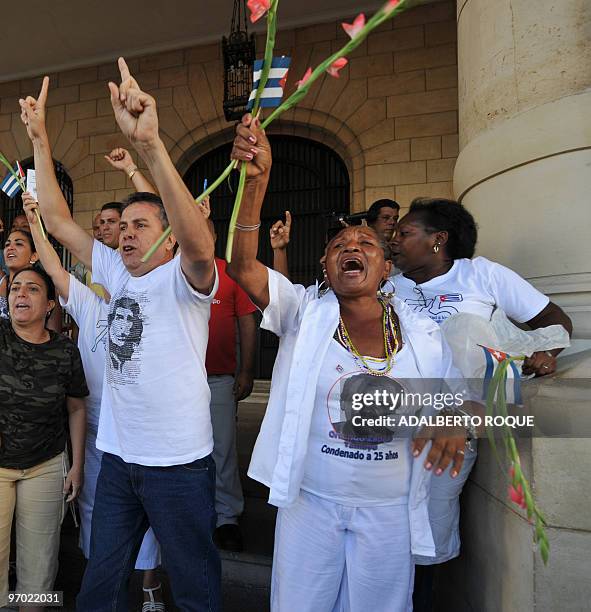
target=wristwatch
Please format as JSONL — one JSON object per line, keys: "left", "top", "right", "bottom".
{"left": 127, "top": 166, "right": 138, "bottom": 180}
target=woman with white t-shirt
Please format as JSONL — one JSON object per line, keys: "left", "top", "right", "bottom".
{"left": 226, "top": 115, "right": 468, "bottom": 612}
{"left": 22, "top": 194, "right": 165, "bottom": 612}
{"left": 390, "top": 197, "right": 572, "bottom": 609}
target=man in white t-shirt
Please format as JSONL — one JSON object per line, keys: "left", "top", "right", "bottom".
{"left": 21, "top": 59, "right": 220, "bottom": 610}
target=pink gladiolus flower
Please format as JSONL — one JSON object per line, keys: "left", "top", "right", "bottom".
{"left": 247, "top": 0, "right": 271, "bottom": 23}
{"left": 384, "top": 0, "right": 401, "bottom": 13}
{"left": 342, "top": 13, "right": 366, "bottom": 39}
{"left": 508, "top": 483, "right": 527, "bottom": 509}
{"left": 326, "top": 58, "right": 348, "bottom": 78}
{"left": 296, "top": 67, "right": 313, "bottom": 89}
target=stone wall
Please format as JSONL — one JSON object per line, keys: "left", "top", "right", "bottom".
{"left": 0, "top": 1, "right": 459, "bottom": 229}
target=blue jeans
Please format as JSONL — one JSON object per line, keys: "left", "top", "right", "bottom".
{"left": 77, "top": 452, "right": 220, "bottom": 612}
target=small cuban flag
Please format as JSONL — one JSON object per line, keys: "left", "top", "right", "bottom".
{"left": 479, "top": 344, "right": 522, "bottom": 405}
{"left": 1, "top": 161, "right": 25, "bottom": 198}
{"left": 247, "top": 56, "right": 291, "bottom": 110}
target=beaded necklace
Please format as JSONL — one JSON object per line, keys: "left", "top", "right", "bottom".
{"left": 335, "top": 300, "right": 399, "bottom": 376}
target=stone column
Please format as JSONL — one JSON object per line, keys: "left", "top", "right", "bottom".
{"left": 440, "top": 2, "right": 591, "bottom": 611}
{"left": 454, "top": 0, "right": 591, "bottom": 350}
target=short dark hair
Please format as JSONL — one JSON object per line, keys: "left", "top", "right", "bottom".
{"left": 407, "top": 198, "right": 478, "bottom": 260}
{"left": 366, "top": 199, "right": 400, "bottom": 224}
{"left": 10, "top": 265, "right": 56, "bottom": 302}
{"left": 101, "top": 202, "right": 122, "bottom": 214}
{"left": 121, "top": 192, "right": 169, "bottom": 231}
{"left": 6, "top": 229, "right": 36, "bottom": 253}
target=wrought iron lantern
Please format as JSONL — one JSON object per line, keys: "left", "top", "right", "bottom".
{"left": 222, "top": 0, "right": 256, "bottom": 121}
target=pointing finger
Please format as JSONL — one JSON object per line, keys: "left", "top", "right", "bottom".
{"left": 38, "top": 76, "right": 49, "bottom": 107}
{"left": 118, "top": 57, "right": 131, "bottom": 83}
{"left": 285, "top": 210, "right": 292, "bottom": 227}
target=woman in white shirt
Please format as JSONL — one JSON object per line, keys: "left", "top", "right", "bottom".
{"left": 226, "top": 116, "right": 467, "bottom": 612}
{"left": 390, "top": 198, "right": 572, "bottom": 608}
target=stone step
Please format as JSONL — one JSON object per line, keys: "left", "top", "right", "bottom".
{"left": 251, "top": 379, "right": 271, "bottom": 395}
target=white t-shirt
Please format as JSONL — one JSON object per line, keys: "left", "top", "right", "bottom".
{"left": 59, "top": 275, "right": 108, "bottom": 430}
{"left": 301, "top": 339, "right": 424, "bottom": 506}
{"left": 393, "top": 257, "right": 549, "bottom": 325}
{"left": 91, "top": 240, "right": 218, "bottom": 466}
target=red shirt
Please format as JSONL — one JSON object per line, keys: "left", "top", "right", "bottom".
{"left": 206, "top": 258, "right": 257, "bottom": 375}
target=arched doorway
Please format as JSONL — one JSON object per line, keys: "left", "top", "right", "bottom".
{"left": 183, "top": 135, "right": 350, "bottom": 377}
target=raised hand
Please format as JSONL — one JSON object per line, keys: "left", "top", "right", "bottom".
{"left": 22, "top": 192, "right": 40, "bottom": 225}
{"left": 108, "top": 57, "right": 159, "bottom": 150}
{"left": 104, "top": 147, "right": 135, "bottom": 172}
{"left": 19, "top": 76, "right": 49, "bottom": 141}
{"left": 270, "top": 211, "right": 292, "bottom": 250}
{"left": 197, "top": 195, "right": 211, "bottom": 219}
{"left": 231, "top": 114, "right": 272, "bottom": 179}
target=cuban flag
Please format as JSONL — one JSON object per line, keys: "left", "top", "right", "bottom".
{"left": 479, "top": 344, "right": 522, "bottom": 405}
{"left": 439, "top": 293, "right": 463, "bottom": 303}
{"left": 1, "top": 161, "right": 25, "bottom": 198}
{"left": 247, "top": 56, "right": 291, "bottom": 110}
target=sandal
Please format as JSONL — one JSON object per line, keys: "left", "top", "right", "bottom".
{"left": 141, "top": 583, "right": 166, "bottom": 612}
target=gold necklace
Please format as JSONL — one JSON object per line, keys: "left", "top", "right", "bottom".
{"left": 337, "top": 301, "right": 399, "bottom": 376}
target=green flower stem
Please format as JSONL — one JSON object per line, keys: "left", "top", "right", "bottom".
{"left": 486, "top": 354, "right": 549, "bottom": 564}
{"left": 261, "top": 1, "right": 408, "bottom": 129}
{"left": 252, "top": 0, "right": 279, "bottom": 116}
{"left": 145, "top": 1, "right": 409, "bottom": 263}
{"left": 140, "top": 159, "right": 237, "bottom": 263}
{"left": 225, "top": 163, "right": 249, "bottom": 262}
{"left": 225, "top": 0, "right": 279, "bottom": 262}
{"left": 0, "top": 152, "right": 47, "bottom": 240}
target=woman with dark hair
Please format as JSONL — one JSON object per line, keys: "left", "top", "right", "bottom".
{"left": 0, "top": 228, "right": 62, "bottom": 331}
{"left": 0, "top": 230, "right": 38, "bottom": 319}
{"left": 226, "top": 115, "right": 468, "bottom": 611}
{"left": 0, "top": 266, "right": 87, "bottom": 612}
{"left": 390, "top": 197, "right": 572, "bottom": 608}
{"left": 391, "top": 198, "right": 572, "bottom": 375}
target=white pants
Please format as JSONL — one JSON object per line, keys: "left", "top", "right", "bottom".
{"left": 271, "top": 490, "right": 413, "bottom": 612}
{"left": 78, "top": 427, "right": 160, "bottom": 569}
{"left": 208, "top": 375, "right": 244, "bottom": 527}
{"left": 413, "top": 443, "right": 478, "bottom": 565}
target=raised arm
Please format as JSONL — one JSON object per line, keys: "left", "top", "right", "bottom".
{"left": 22, "top": 192, "right": 71, "bottom": 301}
{"left": 104, "top": 147, "right": 157, "bottom": 194}
{"left": 109, "top": 58, "right": 215, "bottom": 293}
{"left": 270, "top": 211, "right": 291, "bottom": 279}
{"left": 19, "top": 78, "right": 93, "bottom": 268}
{"left": 225, "top": 115, "right": 273, "bottom": 310}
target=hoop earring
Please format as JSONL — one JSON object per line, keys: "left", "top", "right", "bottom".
{"left": 316, "top": 278, "right": 330, "bottom": 298}
{"left": 378, "top": 278, "right": 395, "bottom": 301}
{"left": 433, "top": 243, "right": 440, "bottom": 254}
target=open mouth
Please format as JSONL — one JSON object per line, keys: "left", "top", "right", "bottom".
{"left": 122, "top": 245, "right": 136, "bottom": 254}
{"left": 15, "top": 303, "right": 30, "bottom": 310}
{"left": 340, "top": 256, "right": 365, "bottom": 275}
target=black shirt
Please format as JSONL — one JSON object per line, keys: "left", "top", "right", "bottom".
{"left": 0, "top": 320, "right": 88, "bottom": 469}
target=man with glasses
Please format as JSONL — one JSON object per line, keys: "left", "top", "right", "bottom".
{"left": 366, "top": 199, "right": 400, "bottom": 243}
